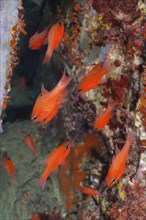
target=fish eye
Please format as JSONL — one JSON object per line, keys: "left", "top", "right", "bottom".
{"left": 94, "top": 128, "right": 98, "bottom": 132}
{"left": 43, "top": 118, "right": 46, "bottom": 122}
{"left": 32, "top": 116, "right": 38, "bottom": 121}
{"left": 100, "top": 62, "right": 103, "bottom": 68}
{"left": 65, "top": 144, "right": 69, "bottom": 150}
{"left": 111, "top": 177, "right": 116, "bottom": 183}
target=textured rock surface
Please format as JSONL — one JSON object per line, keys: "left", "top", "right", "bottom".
{"left": 0, "top": 121, "right": 65, "bottom": 220}
{"left": 0, "top": 0, "right": 25, "bottom": 132}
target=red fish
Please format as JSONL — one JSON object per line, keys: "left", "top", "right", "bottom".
{"left": 3, "top": 158, "right": 15, "bottom": 177}
{"left": 80, "top": 185, "right": 101, "bottom": 197}
{"left": 31, "top": 214, "right": 41, "bottom": 220}
{"left": 29, "top": 26, "right": 49, "bottom": 50}
{"left": 19, "top": 76, "right": 26, "bottom": 89}
{"left": 37, "top": 142, "right": 71, "bottom": 189}
{"left": 106, "top": 132, "right": 135, "bottom": 187}
{"left": 43, "top": 21, "right": 64, "bottom": 65}
{"left": 94, "top": 97, "right": 117, "bottom": 131}
{"left": 31, "top": 71, "right": 72, "bottom": 124}
{"left": 78, "top": 61, "right": 113, "bottom": 93}
{"left": 23, "top": 135, "right": 35, "bottom": 156}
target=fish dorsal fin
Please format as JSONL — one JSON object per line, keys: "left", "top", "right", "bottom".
{"left": 58, "top": 89, "right": 68, "bottom": 105}
{"left": 111, "top": 145, "right": 120, "bottom": 164}
{"left": 41, "top": 84, "right": 48, "bottom": 95}
{"left": 115, "top": 144, "right": 120, "bottom": 155}
{"left": 43, "top": 36, "right": 48, "bottom": 45}
{"left": 40, "top": 153, "right": 52, "bottom": 166}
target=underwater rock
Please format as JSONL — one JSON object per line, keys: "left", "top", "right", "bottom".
{"left": 0, "top": 0, "right": 25, "bottom": 132}
{"left": 0, "top": 121, "right": 65, "bottom": 220}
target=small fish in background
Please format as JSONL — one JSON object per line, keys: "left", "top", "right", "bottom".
{"left": 23, "top": 135, "right": 35, "bottom": 156}
{"left": 43, "top": 21, "right": 64, "bottom": 65}
{"left": 37, "top": 142, "right": 71, "bottom": 189}
{"left": 31, "top": 70, "right": 72, "bottom": 124}
{"left": 94, "top": 97, "right": 118, "bottom": 131}
{"left": 31, "top": 214, "right": 41, "bottom": 220}
{"left": 106, "top": 132, "right": 135, "bottom": 187}
{"left": 78, "top": 61, "right": 114, "bottom": 93}
{"left": 29, "top": 26, "right": 50, "bottom": 50}
{"left": 18, "top": 76, "right": 26, "bottom": 89}
{"left": 80, "top": 185, "right": 101, "bottom": 197}
{"left": 2, "top": 153, "right": 15, "bottom": 178}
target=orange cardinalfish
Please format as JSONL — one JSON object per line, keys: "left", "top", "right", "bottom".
{"left": 37, "top": 142, "right": 71, "bottom": 189}
{"left": 31, "top": 71, "right": 72, "bottom": 124}
{"left": 94, "top": 97, "right": 117, "bottom": 131}
{"left": 106, "top": 132, "right": 135, "bottom": 187}
{"left": 23, "top": 135, "right": 35, "bottom": 156}
{"left": 43, "top": 21, "right": 64, "bottom": 65}
{"left": 29, "top": 26, "right": 50, "bottom": 50}
{"left": 80, "top": 185, "right": 101, "bottom": 197}
{"left": 78, "top": 61, "right": 114, "bottom": 93}
{"left": 31, "top": 214, "right": 41, "bottom": 220}
{"left": 3, "top": 157, "right": 15, "bottom": 177}
{"left": 18, "top": 76, "right": 26, "bottom": 89}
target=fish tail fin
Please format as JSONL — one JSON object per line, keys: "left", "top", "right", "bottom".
{"left": 59, "top": 69, "right": 72, "bottom": 89}
{"left": 108, "top": 97, "right": 118, "bottom": 109}
{"left": 127, "top": 132, "right": 135, "bottom": 144}
{"left": 29, "top": 31, "right": 39, "bottom": 49}
{"left": 43, "top": 50, "right": 52, "bottom": 65}
{"left": 37, "top": 177, "right": 46, "bottom": 190}
{"left": 39, "top": 159, "right": 48, "bottom": 165}
{"left": 58, "top": 89, "right": 69, "bottom": 105}
{"left": 95, "top": 190, "right": 102, "bottom": 196}
{"left": 32, "top": 150, "right": 35, "bottom": 157}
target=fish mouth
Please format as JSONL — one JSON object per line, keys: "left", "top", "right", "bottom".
{"left": 40, "top": 118, "right": 47, "bottom": 124}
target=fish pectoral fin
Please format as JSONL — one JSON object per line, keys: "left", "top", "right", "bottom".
{"left": 58, "top": 90, "right": 69, "bottom": 105}
{"left": 99, "top": 77, "right": 107, "bottom": 84}
{"left": 55, "top": 45, "right": 59, "bottom": 51}
{"left": 39, "top": 158, "right": 48, "bottom": 165}
{"left": 53, "top": 167, "right": 58, "bottom": 175}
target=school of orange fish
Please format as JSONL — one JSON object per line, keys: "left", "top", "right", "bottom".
{"left": 3, "top": 21, "right": 136, "bottom": 219}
